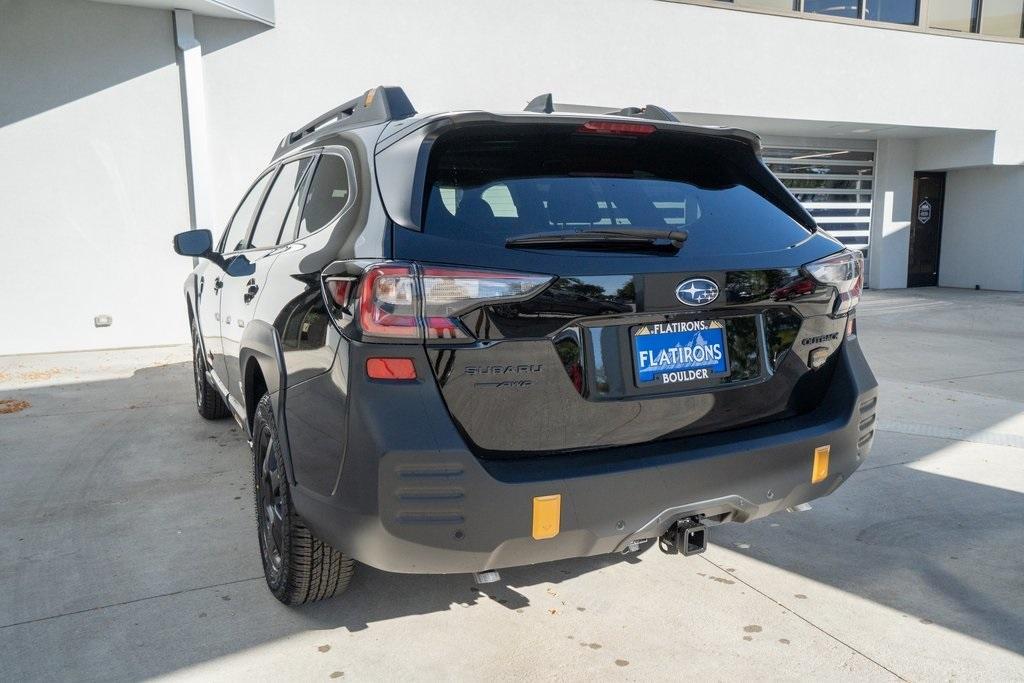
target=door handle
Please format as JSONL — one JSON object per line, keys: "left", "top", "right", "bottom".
{"left": 244, "top": 282, "right": 259, "bottom": 304}
{"left": 214, "top": 277, "right": 224, "bottom": 291}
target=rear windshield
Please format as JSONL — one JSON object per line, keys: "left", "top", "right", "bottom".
{"left": 422, "top": 125, "right": 812, "bottom": 254}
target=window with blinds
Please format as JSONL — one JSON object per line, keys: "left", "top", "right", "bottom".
{"left": 763, "top": 146, "right": 874, "bottom": 251}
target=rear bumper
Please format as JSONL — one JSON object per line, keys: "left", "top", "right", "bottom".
{"left": 292, "top": 338, "right": 877, "bottom": 574}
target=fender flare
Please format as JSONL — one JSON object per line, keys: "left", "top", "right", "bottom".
{"left": 184, "top": 273, "right": 208, "bottom": 365}
{"left": 239, "top": 319, "right": 298, "bottom": 485}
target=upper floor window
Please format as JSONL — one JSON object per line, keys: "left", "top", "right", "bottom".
{"left": 733, "top": 0, "right": 798, "bottom": 11}
{"left": 802, "top": 0, "right": 919, "bottom": 23}
{"left": 803, "top": 0, "right": 860, "bottom": 19}
{"left": 715, "top": 0, "right": 1022, "bottom": 36}
{"left": 865, "top": 0, "right": 919, "bottom": 23}
{"left": 978, "top": 0, "right": 1023, "bottom": 36}
{"left": 929, "top": 0, "right": 977, "bottom": 31}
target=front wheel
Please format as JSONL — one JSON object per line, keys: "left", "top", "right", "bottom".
{"left": 191, "top": 318, "right": 229, "bottom": 420}
{"left": 252, "top": 393, "right": 355, "bottom": 604}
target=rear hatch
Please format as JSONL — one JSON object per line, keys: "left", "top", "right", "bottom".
{"left": 378, "top": 116, "right": 851, "bottom": 456}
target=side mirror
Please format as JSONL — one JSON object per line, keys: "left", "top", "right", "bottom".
{"left": 173, "top": 229, "right": 213, "bottom": 257}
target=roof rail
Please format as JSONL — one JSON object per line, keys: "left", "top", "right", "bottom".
{"left": 275, "top": 85, "right": 416, "bottom": 156}
{"left": 524, "top": 93, "right": 681, "bottom": 123}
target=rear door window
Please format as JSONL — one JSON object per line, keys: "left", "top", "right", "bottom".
{"left": 221, "top": 171, "right": 273, "bottom": 253}
{"left": 249, "top": 157, "right": 314, "bottom": 249}
{"left": 298, "top": 154, "right": 351, "bottom": 236}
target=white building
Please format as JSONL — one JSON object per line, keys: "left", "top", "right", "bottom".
{"left": 2, "top": 0, "right": 1022, "bottom": 355}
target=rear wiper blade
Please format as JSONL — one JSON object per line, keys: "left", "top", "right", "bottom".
{"left": 506, "top": 228, "right": 688, "bottom": 252}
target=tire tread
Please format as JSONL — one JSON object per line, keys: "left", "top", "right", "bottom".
{"left": 252, "top": 393, "right": 354, "bottom": 605}
{"left": 191, "top": 319, "right": 229, "bottom": 420}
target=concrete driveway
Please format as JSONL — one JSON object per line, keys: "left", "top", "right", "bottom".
{"left": 1, "top": 288, "right": 1023, "bottom": 681}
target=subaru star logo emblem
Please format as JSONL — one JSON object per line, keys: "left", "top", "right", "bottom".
{"left": 675, "top": 278, "right": 719, "bottom": 306}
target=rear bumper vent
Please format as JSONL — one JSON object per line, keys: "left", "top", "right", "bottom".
{"left": 857, "top": 397, "right": 877, "bottom": 456}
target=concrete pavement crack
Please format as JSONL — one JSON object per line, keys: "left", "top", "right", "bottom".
{"left": 698, "top": 554, "right": 908, "bottom": 681}
{"left": 875, "top": 423, "right": 1024, "bottom": 450}
{"left": 922, "top": 367, "right": 1024, "bottom": 384}
{"left": 0, "top": 576, "right": 264, "bottom": 631}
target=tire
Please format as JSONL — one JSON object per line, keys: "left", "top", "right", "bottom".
{"left": 191, "top": 318, "right": 230, "bottom": 420}
{"left": 252, "top": 393, "right": 355, "bottom": 604}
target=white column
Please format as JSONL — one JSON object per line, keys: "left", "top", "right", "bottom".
{"left": 868, "top": 139, "right": 915, "bottom": 289}
{"left": 173, "top": 10, "right": 215, "bottom": 233}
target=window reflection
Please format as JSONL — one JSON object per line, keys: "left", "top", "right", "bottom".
{"left": 734, "top": 0, "right": 798, "bottom": 10}
{"left": 712, "top": 0, "right": 1019, "bottom": 39}
{"left": 929, "top": 0, "right": 979, "bottom": 31}
{"left": 980, "top": 0, "right": 1024, "bottom": 36}
{"left": 865, "top": 0, "right": 919, "bottom": 24}
{"left": 803, "top": 0, "right": 859, "bottom": 18}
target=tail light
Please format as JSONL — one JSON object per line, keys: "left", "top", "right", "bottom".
{"left": 804, "top": 250, "right": 863, "bottom": 316}
{"left": 335, "top": 263, "right": 554, "bottom": 342}
{"left": 358, "top": 265, "right": 420, "bottom": 338}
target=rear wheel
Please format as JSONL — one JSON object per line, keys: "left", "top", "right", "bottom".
{"left": 191, "top": 318, "right": 229, "bottom": 420}
{"left": 252, "top": 393, "right": 355, "bottom": 604}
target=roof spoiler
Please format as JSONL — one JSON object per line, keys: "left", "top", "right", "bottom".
{"left": 275, "top": 85, "right": 416, "bottom": 157}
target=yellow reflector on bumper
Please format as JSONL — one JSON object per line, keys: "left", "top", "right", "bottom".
{"left": 812, "top": 445, "right": 830, "bottom": 484}
{"left": 532, "top": 494, "right": 561, "bottom": 540}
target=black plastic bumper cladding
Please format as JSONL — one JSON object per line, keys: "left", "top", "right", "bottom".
{"left": 290, "top": 338, "right": 877, "bottom": 574}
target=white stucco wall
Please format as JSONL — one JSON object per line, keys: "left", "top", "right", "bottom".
{"left": 1, "top": 0, "right": 1023, "bottom": 354}
{"left": 194, "top": 0, "right": 1024, "bottom": 222}
{"left": 0, "top": 0, "right": 193, "bottom": 355}
{"left": 939, "top": 167, "right": 1024, "bottom": 291}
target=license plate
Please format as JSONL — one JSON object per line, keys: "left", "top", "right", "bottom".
{"left": 633, "top": 320, "right": 730, "bottom": 386}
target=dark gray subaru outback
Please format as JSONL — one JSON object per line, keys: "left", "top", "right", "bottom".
{"left": 174, "top": 86, "right": 876, "bottom": 605}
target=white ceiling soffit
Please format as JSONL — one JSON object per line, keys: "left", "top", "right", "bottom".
{"left": 89, "top": 0, "right": 274, "bottom": 25}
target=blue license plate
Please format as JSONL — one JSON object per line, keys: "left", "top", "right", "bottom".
{"left": 633, "top": 320, "right": 730, "bottom": 386}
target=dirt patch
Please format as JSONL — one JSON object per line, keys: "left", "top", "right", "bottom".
{"left": 18, "top": 368, "right": 63, "bottom": 381}
{"left": 0, "top": 399, "right": 30, "bottom": 415}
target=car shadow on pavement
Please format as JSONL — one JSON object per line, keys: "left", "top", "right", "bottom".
{"left": 297, "top": 550, "right": 648, "bottom": 632}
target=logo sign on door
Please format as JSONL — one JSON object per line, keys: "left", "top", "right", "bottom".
{"left": 917, "top": 199, "right": 932, "bottom": 225}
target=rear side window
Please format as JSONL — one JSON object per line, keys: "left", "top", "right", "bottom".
{"left": 221, "top": 171, "right": 273, "bottom": 253}
{"left": 298, "top": 154, "right": 351, "bottom": 236}
{"left": 421, "top": 126, "right": 812, "bottom": 255}
{"left": 249, "top": 157, "right": 314, "bottom": 249}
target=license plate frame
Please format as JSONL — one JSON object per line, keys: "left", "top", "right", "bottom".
{"left": 631, "top": 320, "right": 731, "bottom": 387}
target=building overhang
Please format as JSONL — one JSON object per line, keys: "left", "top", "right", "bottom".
{"left": 87, "top": 0, "right": 274, "bottom": 25}
{"left": 562, "top": 103, "right": 1005, "bottom": 168}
